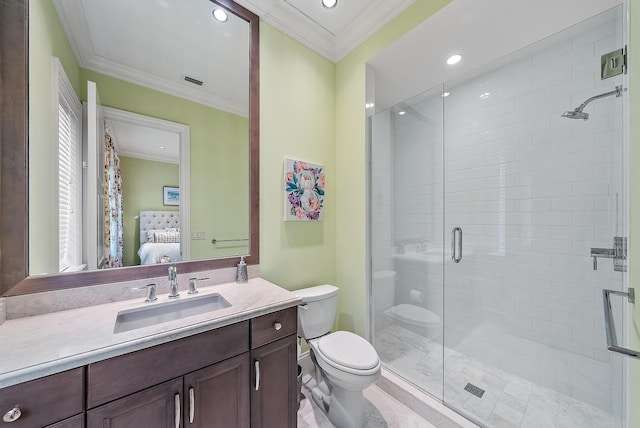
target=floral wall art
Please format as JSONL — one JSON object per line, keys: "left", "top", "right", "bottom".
{"left": 284, "top": 158, "right": 325, "bottom": 221}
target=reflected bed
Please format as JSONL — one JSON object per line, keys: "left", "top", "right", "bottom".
{"left": 137, "top": 211, "right": 180, "bottom": 265}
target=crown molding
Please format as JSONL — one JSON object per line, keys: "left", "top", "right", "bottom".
{"left": 83, "top": 56, "right": 248, "bottom": 117}
{"left": 236, "top": 0, "right": 335, "bottom": 60}
{"left": 334, "top": 0, "right": 415, "bottom": 62}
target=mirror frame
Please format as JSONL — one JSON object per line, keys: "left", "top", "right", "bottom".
{"left": 0, "top": 0, "right": 259, "bottom": 296}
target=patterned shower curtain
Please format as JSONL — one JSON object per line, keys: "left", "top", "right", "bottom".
{"left": 103, "top": 133, "right": 124, "bottom": 268}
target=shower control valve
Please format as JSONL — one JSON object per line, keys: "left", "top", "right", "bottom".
{"left": 590, "top": 237, "right": 627, "bottom": 272}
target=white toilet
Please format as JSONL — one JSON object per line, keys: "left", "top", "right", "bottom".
{"left": 373, "top": 270, "right": 442, "bottom": 339}
{"left": 294, "top": 284, "right": 380, "bottom": 428}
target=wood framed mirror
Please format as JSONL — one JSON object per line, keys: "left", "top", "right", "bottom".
{"left": 0, "top": 0, "right": 259, "bottom": 296}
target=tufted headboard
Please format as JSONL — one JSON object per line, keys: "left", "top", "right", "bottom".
{"left": 139, "top": 211, "right": 180, "bottom": 243}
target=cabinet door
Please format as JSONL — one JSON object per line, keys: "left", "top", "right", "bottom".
{"left": 87, "top": 378, "right": 182, "bottom": 428}
{"left": 46, "top": 414, "right": 84, "bottom": 428}
{"left": 184, "top": 353, "right": 250, "bottom": 428}
{"left": 251, "top": 334, "right": 297, "bottom": 428}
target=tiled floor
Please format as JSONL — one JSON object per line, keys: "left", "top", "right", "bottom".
{"left": 297, "top": 374, "right": 439, "bottom": 428}
{"left": 375, "top": 324, "right": 616, "bottom": 428}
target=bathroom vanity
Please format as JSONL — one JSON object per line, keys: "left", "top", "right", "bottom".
{"left": 0, "top": 279, "right": 300, "bottom": 428}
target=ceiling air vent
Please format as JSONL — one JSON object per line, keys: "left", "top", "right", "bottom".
{"left": 183, "top": 75, "right": 204, "bottom": 86}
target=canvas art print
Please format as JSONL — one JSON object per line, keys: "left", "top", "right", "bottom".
{"left": 284, "top": 158, "right": 325, "bottom": 221}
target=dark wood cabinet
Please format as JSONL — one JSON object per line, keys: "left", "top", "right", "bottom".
{"left": 87, "top": 378, "right": 182, "bottom": 428}
{"left": 184, "top": 353, "right": 250, "bottom": 428}
{"left": 250, "top": 307, "right": 298, "bottom": 428}
{"left": 0, "top": 368, "right": 83, "bottom": 428}
{"left": 251, "top": 334, "right": 298, "bottom": 428}
{"left": 1, "top": 306, "right": 298, "bottom": 428}
{"left": 87, "top": 321, "right": 249, "bottom": 409}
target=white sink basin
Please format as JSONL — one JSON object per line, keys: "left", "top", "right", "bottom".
{"left": 114, "top": 293, "right": 231, "bottom": 333}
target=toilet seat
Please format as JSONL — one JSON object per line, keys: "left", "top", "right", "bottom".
{"left": 310, "top": 331, "right": 380, "bottom": 376}
{"left": 386, "top": 304, "right": 440, "bottom": 327}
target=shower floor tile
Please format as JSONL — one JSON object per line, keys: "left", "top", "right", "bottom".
{"left": 375, "top": 324, "right": 616, "bottom": 428}
{"left": 297, "top": 374, "right": 439, "bottom": 428}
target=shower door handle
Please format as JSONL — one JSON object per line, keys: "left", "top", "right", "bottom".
{"left": 602, "top": 288, "right": 640, "bottom": 359}
{"left": 451, "top": 227, "right": 462, "bottom": 263}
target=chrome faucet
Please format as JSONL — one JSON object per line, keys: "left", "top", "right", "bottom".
{"left": 168, "top": 263, "right": 179, "bottom": 298}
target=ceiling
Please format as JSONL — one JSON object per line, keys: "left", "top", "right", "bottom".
{"left": 368, "top": 0, "right": 622, "bottom": 110}
{"left": 53, "top": 0, "right": 414, "bottom": 159}
{"left": 54, "top": 0, "right": 250, "bottom": 117}
{"left": 106, "top": 119, "right": 180, "bottom": 164}
{"left": 54, "top": 0, "right": 414, "bottom": 121}
{"left": 235, "top": 0, "right": 415, "bottom": 61}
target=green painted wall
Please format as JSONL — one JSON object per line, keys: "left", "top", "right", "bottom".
{"left": 28, "top": 0, "right": 81, "bottom": 274}
{"left": 79, "top": 70, "right": 250, "bottom": 262}
{"left": 628, "top": 1, "right": 639, "bottom": 426}
{"left": 334, "top": 0, "right": 451, "bottom": 334}
{"left": 258, "top": 23, "right": 337, "bottom": 289}
{"left": 119, "top": 156, "right": 179, "bottom": 266}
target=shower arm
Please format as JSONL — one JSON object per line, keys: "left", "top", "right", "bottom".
{"left": 575, "top": 85, "right": 623, "bottom": 112}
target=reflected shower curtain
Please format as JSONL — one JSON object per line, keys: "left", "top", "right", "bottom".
{"left": 103, "top": 133, "right": 123, "bottom": 268}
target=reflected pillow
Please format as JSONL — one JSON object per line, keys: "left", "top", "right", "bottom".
{"left": 147, "top": 230, "right": 180, "bottom": 243}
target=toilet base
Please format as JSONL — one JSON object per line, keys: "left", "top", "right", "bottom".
{"left": 311, "top": 382, "right": 366, "bottom": 428}
{"left": 308, "top": 348, "right": 371, "bottom": 428}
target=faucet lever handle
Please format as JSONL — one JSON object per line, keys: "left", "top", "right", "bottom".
{"left": 188, "top": 277, "right": 209, "bottom": 294}
{"left": 131, "top": 283, "right": 157, "bottom": 302}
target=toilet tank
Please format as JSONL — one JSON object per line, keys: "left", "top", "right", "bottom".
{"left": 293, "top": 285, "right": 339, "bottom": 339}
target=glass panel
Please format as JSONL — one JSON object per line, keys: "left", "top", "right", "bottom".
{"left": 442, "top": 6, "right": 624, "bottom": 427}
{"left": 370, "top": 86, "right": 445, "bottom": 399}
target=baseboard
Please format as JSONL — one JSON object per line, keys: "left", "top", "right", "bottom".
{"left": 297, "top": 350, "right": 314, "bottom": 376}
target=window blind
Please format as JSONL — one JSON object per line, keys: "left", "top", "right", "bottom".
{"left": 58, "top": 101, "right": 80, "bottom": 272}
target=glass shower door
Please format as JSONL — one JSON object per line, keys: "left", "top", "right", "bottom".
{"left": 441, "top": 6, "right": 625, "bottom": 427}
{"left": 370, "top": 85, "right": 445, "bottom": 399}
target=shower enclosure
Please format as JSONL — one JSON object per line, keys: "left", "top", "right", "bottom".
{"left": 369, "top": 6, "right": 626, "bottom": 428}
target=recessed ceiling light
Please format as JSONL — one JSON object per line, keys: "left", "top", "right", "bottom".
{"left": 442, "top": 92, "right": 451, "bottom": 98}
{"left": 159, "top": 146, "right": 166, "bottom": 150}
{"left": 322, "top": 0, "right": 338, "bottom": 10}
{"left": 212, "top": 8, "right": 228, "bottom": 22}
{"left": 398, "top": 111, "right": 406, "bottom": 116}
{"left": 480, "top": 92, "right": 491, "bottom": 99}
{"left": 446, "top": 54, "right": 462, "bottom": 65}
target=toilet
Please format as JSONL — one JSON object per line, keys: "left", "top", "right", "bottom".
{"left": 373, "top": 270, "right": 442, "bottom": 339}
{"left": 294, "top": 284, "right": 380, "bottom": 428}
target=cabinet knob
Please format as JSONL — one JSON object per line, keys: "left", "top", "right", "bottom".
{"left": 273, "top": 322, "right": 282, "bottom": 331}
{"left": 3, "top": 406, "right": 21, "bottom": 423}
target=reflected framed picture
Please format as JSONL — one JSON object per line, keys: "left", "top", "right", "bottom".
{"left": 163, "top": 186, "right": 180, "bottom": 206}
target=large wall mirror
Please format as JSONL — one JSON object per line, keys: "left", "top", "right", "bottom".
{"left": 0, "top": 0, "right": 259, "bottom": 296}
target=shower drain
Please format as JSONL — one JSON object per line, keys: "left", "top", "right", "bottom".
{"left": 464, "top": 383, "right": 485, "bottom": 398}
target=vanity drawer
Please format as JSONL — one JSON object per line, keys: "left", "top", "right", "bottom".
{"left": 0, "top": 368, "right": 84, "bottom": 428}
{"left": 251, "top": 307, "right": 297, "bottom": 349}
{"left": 87, "top": 320, "right": 249, "bottom": 408}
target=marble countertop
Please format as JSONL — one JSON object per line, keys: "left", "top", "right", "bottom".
{"left": 0, "top": 278, "right": 301, "bottom": 388}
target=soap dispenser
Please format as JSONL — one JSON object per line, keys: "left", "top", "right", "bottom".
{"left": 236, "top": 256, "right": 248, "bottom": 283}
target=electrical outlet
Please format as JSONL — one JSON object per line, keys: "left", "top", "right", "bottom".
{"left": 191, "top": 231, "right": 206, "bottom": 240}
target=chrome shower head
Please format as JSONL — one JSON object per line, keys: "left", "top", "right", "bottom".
{"left": 561, "top": 85, "right": 623, "bottom": 121}
{"left": 561, "top": 109, "right": 589, "bottom": 120}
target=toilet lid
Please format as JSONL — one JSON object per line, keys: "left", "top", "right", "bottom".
{"left": 388, "top": 304, "right": 440, "bottom": 325}
{"left": 318, "top": 331, "right": 379, "bottom": 370}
